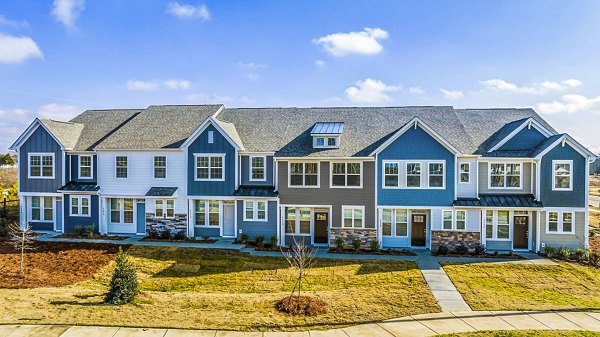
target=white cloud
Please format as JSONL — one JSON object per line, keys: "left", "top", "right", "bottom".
{"left": 440, "top": 88, "right": 464, "bottom": 100}
{"left": 315, "top": 60, "right": 325, "bottom": 67}
{"left": 0, "top": 15, "right": 29, "bottom": 29}
{"left": 313, "top": 27, "right": 389, "bottom": 57}
{"left": 164, "top": 79, "right": 190, "bottom": 90}
{"left": 52, "top": 0, "right": 85, "bottom": 28}
{"left": 246, "top": 73, "right": 259, "bottom": 81}
{"left": 237, "top": 62, "right": 267, "bottom": 69}
{"left": 535, "top": 94, "right": 600, "bottom": 115}
{"left": 126, "top": 80, "right": 159, "bottom": 91}
{"left": 36, "top": 103, "right": 80, "bottom": 120}
{"left": 166, "top": 2, "right": 210, "bottom": 20}
{"left": 409, "top": 86, "right": 425, "bottom": 95}
{"left": 345, "top": 78, "right": 400, "bottom": 103}
{"left": 480, "top": 78, "right": 582, "bottom": 95}
{"left": 0, "top": 33, "right": 43, "bottom": 64}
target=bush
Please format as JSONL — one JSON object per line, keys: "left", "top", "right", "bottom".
{"left": 455, "top": 244, "right": 468, "bottom": 255}
{"left": 85, "top": 223, "right": 95, "bottom": 236}
{"left": 590, "top": 252, "right": 600, "bottom": 266}
{"left": 474, "top": 244, "right": 486, "bottom": 255}
{"left": 559, "top": 247, "right": 571, "bottom": 260}
{"left": 275, "top": 296, "right": 327, "bottom": 316}
{"left": 0, "top": 217, "right": 8, "bottom": 237}
{"left": 574, "top": 248, "right": 587, "bottom": 262}
{"left": 334, "top": 237, "right": 345, "bottom": 251}
{"left": 369, "top": 239, "right": 380, "bottom": 252}
{"left": 240, "top": 232, "right": 249, "bottom": 243}
{"left": 147, "top": 227, "right": 159, "bottom": 239}
{"left": 173, "top": 230, "right": 187, "bottom": 240}
{"left": 104, "top": 247, "right": 138, "bottom": 305}
{"left": 544, "top": 245, "right": 556, "bottom": 258}
{"left": 74, "top": 224, "right": 85, "bottom": 236}
{"left": 160, "top": 228, "right": 172, "bottom": 240}
{"left": 269, "top": 235, "right": 278, "bottom": 248}
{"left": 255, "top": 235, "right": 265, "bottom": 248}
{"left": 436, "top": 245, "right": 449, "bottom": 255}
{"left": 352, "top": 239, "right": 362, "bottom": 252}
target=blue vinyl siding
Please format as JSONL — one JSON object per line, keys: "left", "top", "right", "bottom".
{"left": 498, "top": 127, "right": 547, "bottom": 151}
{"left": 19, "top": 126, "right": 63, "bottom": 193}
{"left": 187, "top": 124, "right": 237, "bottom": 196}
{"left": 377, "top": 126, "right": 455, "bottom": 206}
{"left": 63, "top": 195, "right": 100, "bottom": 234}
{"left": 486, "top": 240, "right": 512, "bottom": 251}
{"left": 540, "top": 143, "right": 586, "bottom": 207}
{"left": 240, "top": 155, "right": 274, "bottom": 186}
{"left": 194, "top": 227, "right": 220, "bottom": 237}
{"left": 236, "top": 200, "right": 278, "bottom": 239}
{"left": 136, "top": 202, "right": 146, "bottom": 234}
{"left": 68, "top": 154, "right": 97, "bottom": 182}
{"left": 30, "top": 222, "right": 54, "bottom": 231}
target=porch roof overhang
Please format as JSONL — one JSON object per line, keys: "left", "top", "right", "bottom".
{"left": 58, "top": 181, "right": 100, "bottom": 193}
{"left": 233, "top": 185, "right": 279, "bottom": 198}
{"left": 145, "top": 187, "right": 178, "bottom": 197}
{"left": 454, "top": 194, "right": 543, "bottom": 208}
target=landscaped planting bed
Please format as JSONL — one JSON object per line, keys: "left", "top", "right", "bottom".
{"left": 439, "top": 331, "right": 600, "bottom": 337}
{"left": 52, "top": 234, "right": 129, "bottom": 240}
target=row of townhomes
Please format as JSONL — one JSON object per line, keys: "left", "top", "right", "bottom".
{"left": 10, "top": 105, "right": 597, "bottom": 252}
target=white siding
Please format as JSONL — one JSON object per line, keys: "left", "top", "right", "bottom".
{"left": 457, "top": 158, "right": 478, "bottom": 198}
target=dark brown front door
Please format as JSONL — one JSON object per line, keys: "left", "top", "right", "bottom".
{"left": 514, "top": 216, "right": 528, "bottom": 249}
{"left": 314, "top": 212, "right": 328, "bottom": 244}
{"left": 411, "top": 214, "right": 426, "bottom": 247}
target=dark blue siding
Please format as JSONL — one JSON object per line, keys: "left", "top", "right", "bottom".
{"left": 187, "top": 124, "right": 237, "bottom": 196}
{"left": 136, "top": 202, "right": 146, "bottom": 233}
{"left": 540, "top": 143, "right": 586, "bottom": 207}
{"left": 68, "top": 154, "right": 97, "bottom": 182}
{"left": 377, "top": 126, "right": 455, "bottom": 206}
{"left": 236, "top": 200, "right": 278, "bottom": 239}
{"left": 498, "top": 127, "right": 547, "bottom": 151}
{"left": 240, "top": 155, "right": 274, "bottom": 186}
{"left": 194, "top": 227, "right": 220, "bottom": 237}
{"left": 19, "top": 126, "right": 63, "bottom": 193}
{"left": 63, "top": 195, "right": 100, "bottom": 234}
{"left": 31, "top": 222, "right": 54, "bottom": 231}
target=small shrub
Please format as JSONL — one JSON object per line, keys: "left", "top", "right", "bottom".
{"left": 590, "top": 252, "right": 600, "bottom": 266}
{"left": 352, "top": 239, "right": 362, "bottom": 252}
{"left": 202, "top": 236, "right": 211, "bottom": 241}
{"left": 147, "top": 227, "right": 159, "bottom": 239}
{"left": 334, "top": 237, "right": 345, "bottom": 251}
{"left": 493, "top": 251, "right": 499, "bottom": 256}
{"left": 474, "top": 244, "right": 486, "bottom": 255}
{"left": 173, "top": 230, "right": 186, "bottom": 240}
{"left": 574, "top": 248, "right": 587, "bottom": 262}
{"left": 85, "top": 223, "right": 95, "bottom": 236}
{"left": 255, "top": 235, "right": 265, "bottom": 248}
{"left": 544, "top": 245, "right": 556, "bottom": 258}
{"left": 160, "top": 227, "right": 172, "bottom": 240}
{"left": 275, "top": 296, "right": 327, "bottom": 316}
{"left": 74, "top": 224, "right": 85, "bottom": 236}
{"left": 269, "top": 235, "right": 278, "bottom": 248}
{"left": 508, "top": 250, "right": 514, "bottom": 257}
{"left": 240, "top": 232, "right": 249, "bottom": 243}
{"left": 455, "top": 244, "right": 468, "bottom": 255}
{"left": 104, "top": 247, "right": 139, "bottom": 305}
{"left": 559, "top": 247, "right": 571, "bottom": 260}
{"left": 369, "top": 239, "right": 380, "bottom": 252}
{"left": 436, "top": 245, "right": 449, "bottom": 256}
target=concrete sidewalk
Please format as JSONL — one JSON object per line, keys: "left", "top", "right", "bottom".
{"left": 1, "top": 311, "right": 599, "bottom": 336}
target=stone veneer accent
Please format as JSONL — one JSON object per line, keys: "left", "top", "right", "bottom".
{"left": 146, "top": 213, "right": 188, "bottom": 236}
{"left": 431, "top": 230, "right": 481, "bottom": 252}
{"left": 329, "top": 228, "right": 377, "bottom": 248}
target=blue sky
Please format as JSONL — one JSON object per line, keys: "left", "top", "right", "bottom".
{"left": 1, "top": 0, "right": 600, "bottom": 153}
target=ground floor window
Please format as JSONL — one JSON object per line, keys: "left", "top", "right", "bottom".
{"left": 442, "top": 210, "right": 466, "bottom": 231}
{"left": 109, "top": 198, "right": 134, "bottom": 224}
{"left": 342, "top": 206, "right": 364, "bottom": 228}
{"left": 70, "top": 195, "right": 91, "bottom": 217}
{"left": 485, "top": 210, "right": 510, "bottom": 240}
{"left": 381, "top": 209, "right": 408, "bottom": 237}
{"left": 194, "top": 200, "right": 220, "bottom": 227}
{"left": 155, "top": 199, "right": 175, "bottom": 218}
{"left": 244, "top": 200, "right": 267, "bottom": 221}
{"left": 546, "top": 211, "right": 575, "bottom": 234}
{"left": 285, "top": 207, "right": 311, "bottom": 235}
{"left": 30, "top": 196, "right": 54, "bottom": 221}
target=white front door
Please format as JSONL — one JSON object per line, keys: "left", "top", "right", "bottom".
{"left": 222, "top": 204, "right": 235, "bottom": 237}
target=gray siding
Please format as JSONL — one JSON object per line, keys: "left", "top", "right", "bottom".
{"left": 539, "top": 211, "right": 586, "bottom": 250}
{"left": 479, "top": 162, "right": 532, "bottom": 195}
{"left": 278, "top": 161, "right": 376, "bottom": 228}
{"left": 240, "top": 155, "right": 274, "bottom": 186}
{"left": 19, "top": 126, "right": 63, "bottom": 193}
{"left": 194, "top": 227, "right": 220, "bottom": 237}
{"left": 486, "top": 240, "right": 512, "bottom": 251}
{"left": 236, "top": 200, "right": 278, "bottom": 239}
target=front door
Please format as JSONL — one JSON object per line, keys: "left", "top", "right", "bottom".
{"left": 223, "top": 204, "right": 235, "bottom": 237}
{"left": 411, "top": 214, "right": 426, "bottom": 247}
{"left": 314, "top": 212, "right": 328, "bottom": 244}
{"left": 514, "top": 216, "right": 529, "bottom": 249}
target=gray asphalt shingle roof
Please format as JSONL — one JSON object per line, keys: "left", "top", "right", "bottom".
{"left": 69, "top": 109, "right": 143, "bottom": 150}
{"left": 40, "top": 119, "right": 84, "bottom": 150}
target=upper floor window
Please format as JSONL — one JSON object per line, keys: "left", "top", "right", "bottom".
{"left": 459, "top": 163, "right": 470, "bottom": 183}
{"left": 384, "top": 162, "right": 399, "bottom": 187}
{"left": 250, "top": 156, "right": 266, "bottom": 181}
{"left": 70, "top": 195, "right": 90, "bottom": 217}
{"left": 28, "top": 153, "right": 54, "bottom": 179}
{"left": 244, "top": 200, "right": 267, "bottom": 221}
{"left": 428, "top": 162, "right": 444, "bottom": 188}
{"left": 31, "top": 196, "right": 53, "bottom": 221}
{"left": 489, "top": 163, "right": 521, "bottom": 189}
{"left": 208, "top": 131, "right": 214, "bottom": 144}
{"left": 553, "top": 160, "right": 572, "bottom": 191}
{"left": 331, "top": 162, "right": 361, "bottom": 188}
{"left": 155, "top": 199, "right": 174, "bottom": 218}
{"left": 289, "top": 162, "right": 319, "bottom": 187}
{"left": 78, "top": 155, "right": 93, "bottom": 179}
{"left": 547, "top": 211, "right": 574, "bottom": 234}
{"left": 383, "top": 160, "right": 446, "bottom": 189}
{"left": 406, "top": 162, "right": 421, "bottom": 187}
{"left": 195, "top": 154, "right": 225, "bottom": 181}
{"left": 313, "top": 136, "right": 339, "bottom": 148}
{"left": 154, "top": 156, "right": 167, "bottom": 179}
{"left": 342, "top": 206, "right": 364, "bottom": 228}
{"left": 115, "top": 156, "right": 128, "bottom": 178}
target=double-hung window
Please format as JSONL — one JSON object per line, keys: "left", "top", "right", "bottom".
{"left": 250, "top": 156, "right": 266, "bottom": 181}
{"left": 381, "top": 209, "right": 408, "bottom": 236}
{"left": 384, "top": 162, "right": 399, "bottom": 187}
{"left": 289, "top": 162, "right": 319, "bottom": 187}
{"left": 485, "top": 210, "right": 510, "bottom": 240}
{"left": 442, "top": 210, "right": 453, "bottom": 230}
{"left": 459, "top": 163, "right": 470, "bottom": 183}
{"left": 115, "top": 156, "right": 128, "bottom": 178}
{"left": 194, "top": 200, "right": 220, "bottom": 227}
{"left": 342, "top": 206, "right": 364, "bottom": 228}
{"left": 79, "top": 155, "right": 93, "bottom": 179}
{"left": 244, "top": 200, "right": 267, "bottom": 221}
{"left": 331, "top": 162, "right": 361, "bottom": 187}
{"left": 442, "top": 210, "right": 465, "bottom": 230}
{"left": 70, "top": 195, "right": 90, "bottom": 217}
{"left": 406, "top": 162, "right": 421, "bottom": 187}
{"left": 30, "top": 196, "right": 53, "bottom": 221}
{"left": 195, "top": 154, "right": 225, "bottom": 181}
{"left": 155, "top": 199, "right": 174, "bottom": 218}
{"left": 285, "top": 207, "right": 311, "bottom": 235}
{"left": 546, "top": 211, "right": 575, "bottom": 234}
{"left": 490, "top": 163, "right": 521, "bottom": 188}
{"left": 154, "top": 156, "right": 167, "bottom": 179}
{"left": 109, "top": 198, "right": 134, "bottom": 224}
{"left": 29, "top": 153, "right": 54, "bottom": 178}
{"left": 428, "top": 162, "right": 444, "bottom": 188}
{"left": 553, "top": 160, "right": 572, "bottom": 191}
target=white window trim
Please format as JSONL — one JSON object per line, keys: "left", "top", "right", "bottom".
{"left": 380, "top": 208, "right": 409, "bottom": 237}
{"left": 29, "top": 196, "right": 54, "bottom": 222}
{"left": 313, "top": 136, "right": 339, "bottom": 149}
{"left": 329, "top": 161, "right": 363, "bottom": 189}
{"left": 485, "top": 210, "right": 512, "bottom": 241}
{"left": 249, "top": 155, "right": 267, "bottom": 182}
{"left": 194, "top": 200, "right": 221, "bottom": 227}
{"left": 341, "top": 205, "right": 365, "bottom": 228}
{"left": 488, "top": 162, "right": 523, "bottom": 190}
{"left": 69, "top": 195, "right": 91, "bottom": 217}
{"left": 428, "top": 161, "right": 446, "bottom": 188}
{"left": 78, "top": 155, "right": 93, "bottom": 180}
{"left": 109, "top": 198, "right": 135, "bottom": 224}
{"left": 28, "top": 152, "right": 55, "bottom": 179}
{"left": 459, "top": 162, "right": 470, "bottom": 184}
{"left": 288, "top": 161, "right": 320, "bottom": 188}
{"left": 243, "top": 200, "right": 268, "bottom": 222}
{"left": 115, "top": 156, "right": 128, "bottom": 179}
{"left": 552, "top": 160, "right": 573, "bottom": 191}
{"left": 194, "top": 153, "right": 226, "bottom": 181}
{"left": 441, "top": 209, "right": 467, "bottom": 231}
{"left": 382, "top": 161, "right": 400, "bottom": 188}
{"left": 284, "top": 207, "right": 312, "bottom": 236}
{"left": 406, "top": 162, "right": 422, "bottom": 188}
{"left": 153, "top": 156, "right": 167, "bottom": 179}
{"left": 381, "top": 160, "right": 446, "bottom": 190}
{"left": 546, "top": 210, "right": 575, "bottom": 234}
{"left": 154, "top": 199, "right": 175, "bottom": 218}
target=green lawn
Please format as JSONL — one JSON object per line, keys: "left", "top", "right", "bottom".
{"left": 439, "top": 331, "right": 600, "bottom": 337}
{"left": 442, "top": 261, "right": 600, "bottom": 311}
{"left": 0, "top": 246, "right": 438, "bottom": 331}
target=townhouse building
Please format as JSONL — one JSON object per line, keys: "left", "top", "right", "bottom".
{"left": 10, "top": 105, "right": 597, "bottom": 252}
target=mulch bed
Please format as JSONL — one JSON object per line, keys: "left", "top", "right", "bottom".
{"left": 434, "top": 252, "right": 524, "bottom": 259}
{"left": 52, "top": 234, "right": 129, "bottom": 240}
{"left": 139, "top": 237, "right": 217, "bottom": 244}
{"left": 328, "top": 248, "right": 416, "bottom": 256}
{"left": 591, "top": 235, "right": 600, "bottom": 254}
{"left": 0, "top": 241, "right": 128, "bottom": 289}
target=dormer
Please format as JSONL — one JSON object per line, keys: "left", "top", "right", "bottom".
{"left": 311, "top": 122, "right": 344, "bottom": 149}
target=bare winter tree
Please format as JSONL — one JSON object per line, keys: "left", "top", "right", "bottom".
{"left": 9, "top": 222, "right": 35, "bottom": 274}
{"left": 281, "top": 237, "right": 317, "bottom": 307}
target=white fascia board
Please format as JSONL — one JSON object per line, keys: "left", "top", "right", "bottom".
{"left": 534, "top": 134, "right": 597, "bottom": 160}
{"left": 275, "top": 156, "right": 375, "bottom": 161}
{"left": 9, "top": 118, "right": 67, "bottom": 151}
{"left": 488, "top": 118, "right": 554, "bottom": 153}
{"left": 179, "top": 116, "right": 242, "bottom": 150}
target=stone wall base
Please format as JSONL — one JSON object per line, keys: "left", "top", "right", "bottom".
{"left": 431, "top": 230, "right": 481, "bottom": 252}
{"left": 329, "top": 228, "right": 377, "bottom": 248}
{"left": 146, "top": 213, "right": 188, "bottom": 237}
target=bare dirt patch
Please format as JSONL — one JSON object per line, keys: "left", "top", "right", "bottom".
{"left": 0, "top": 241, "right": 127, "bottom": 288}
{"left": 591, "top": 235, "right": 600, "bottom": 254}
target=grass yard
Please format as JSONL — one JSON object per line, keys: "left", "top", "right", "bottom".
{"left": 0, "top": 244, "right": 438, "bottom": 331}
{"left": 439, "top": 331, "right": 600, "bottom": 337}
{"left": 442, "top": 261, "right": 600, "bottom": 312}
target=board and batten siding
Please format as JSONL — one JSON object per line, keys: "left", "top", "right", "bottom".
{"left": 240, "top": 155, "right": 274, "bottom": 186}
{"left": 498, "top": 127, "right": 547, "bottom": 151}
{"left": 539, "top": 210, "right": 586, "bottom": 250}
{"left": 478, "top": 162, "right": 533, "bottom": 195}
{"left": 66, "top": 154, "right": 97, "bottom": 182}
{"left": 63, "top": 194, "right": 100, "bottom": 234}
{"left": 236, "top": 200, "right": 278, "bottom": 239}
{"left": 277, "top": 160, "right": 376, "bottom": 228}
{"left": 19, "top": 126, "right": 63, "bottom": 193}
{"left": 539, "top": 143, "right": 587, "bottom": 207}
{"left": 457, "top": 158, "right": 478, "bottom": 198}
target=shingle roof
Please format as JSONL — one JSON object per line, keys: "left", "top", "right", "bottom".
{"left": 69, "top": 109, "right": 143, "bottom": 150}
{"left": 454, "top": 194, "right": 543, "bottom": 208}
{"left": 40, "top": 119, "right": 84, "bottom": 150}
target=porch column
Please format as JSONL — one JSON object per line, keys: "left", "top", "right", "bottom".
{"left": 99, "top": 197, "right": 107, "bottom": 234}
{"left": 481, "top": 209, "right": 486, "bottom": 246}
{"left": 19, "top": 195, "right": 27, "bottom": 229}
{"left": 187, "top": 199, "right": 194, "bottom": 237}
